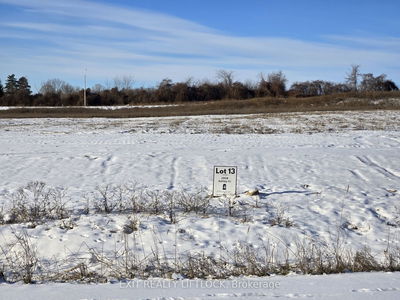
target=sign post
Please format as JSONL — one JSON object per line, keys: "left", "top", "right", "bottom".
{"left": 212, "top": 166, "right": 237, "bottom": 197}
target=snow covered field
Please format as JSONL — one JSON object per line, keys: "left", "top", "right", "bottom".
{"left": 0, "top": 104, "right": 181, "bottom": 110}
{"left": 0, "top": 110, "right": 400, "bottom": 299}
{"left": 1, "top": 272, "right": 400, "bottom": 300}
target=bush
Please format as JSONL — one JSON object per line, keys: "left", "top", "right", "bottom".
{"left": 176, "top": 189, "right": 210, "bottom": 215}
{"left": 0, "top": 229, "right": 39, "bottom": 283}
{"left": 4, "top": 181, "right": 69, "bottom": 224}
{"left": 92, "top": 184, "right": 128, "bottom": 214}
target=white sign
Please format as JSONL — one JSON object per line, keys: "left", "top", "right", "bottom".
{"left": 212, "top": 166, "right": 237, "bottom": 196}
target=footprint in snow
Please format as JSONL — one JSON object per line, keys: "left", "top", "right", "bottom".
{"left": 84, "top": 155, "right": 98, "bottom": 160}
{"left": 94, "top": 238, "right": 106, "bottom": 243}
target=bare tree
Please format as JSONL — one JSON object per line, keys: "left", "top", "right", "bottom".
{"left": 216, "top": 70, "right": 234, "bottom": 98}
{"left": 216, "top": 70, "right": 234, "bottom": 87}
{"left": 345, "top": 64, "right": 361, "bottom": 92}
{"left": 360, "top": 73, "right": 398, "bottom": 91}
{"left": 156, "top": 78, "right": 174, "bottom": 102}
{"left": 39, "top": 79, "right": 64, "bottom": 94}
{"left": 91, "top": 84, "right": 105, "bottom": 93}
{"left": 60, "top": 83, "right": 76, "bottom": 95}
{"left": 267, "top": 71, "right": 287, "bottom": 97}
{"left": 39, "top": 79, "right": 76, "bottom": 95}
{"left": 113, "top": 75, "right": 135, "bottom": 91}
{"left": 256, "top": 71, "right": 287, "bottom": 97}
{"left": 360, "top": 73, "right": 380, "bottom": 91}
{"left": 289, "top": 80, "right": 350, "bottom": 97}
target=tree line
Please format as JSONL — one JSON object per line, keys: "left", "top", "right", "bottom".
{"left": 0, "top": 65, "right": 398, "bottom": 106}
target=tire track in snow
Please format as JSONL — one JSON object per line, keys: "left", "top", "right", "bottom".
{"left": 348, "top": 169, "right": 369, "bottom": 183}
{"left": 355, "top": 155, "right": 400, "bottom": 181}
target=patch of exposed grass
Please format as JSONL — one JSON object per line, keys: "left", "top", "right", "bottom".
{"left": 0, "top": 91, "right": 399, "bottom": 118}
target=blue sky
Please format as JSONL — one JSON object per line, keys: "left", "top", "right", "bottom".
{"left": 0, "top": 0, "right": 399, "bottom": 91}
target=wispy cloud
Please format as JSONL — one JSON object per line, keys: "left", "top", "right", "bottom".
{"left": 0, "top": 0, "right": 399, "bottom": 89}
{"left": 326, "top": 35, "right": 400, "bottom": 49}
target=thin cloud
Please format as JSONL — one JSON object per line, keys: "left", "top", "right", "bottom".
{"left": 325, "top": 34, "right": 400, "bottom": 50}
{"left": 0, "top": 0, "right": 399, "bottom": 87}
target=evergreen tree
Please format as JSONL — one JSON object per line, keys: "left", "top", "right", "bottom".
{"left": 0, "top": 79, "right": 4, "bottom": 97}
{"left": 17, "top": 76, "right": 31, "bottom": 96}
{"left": 15, "top": 76, "right": 32, "bottom": 105}
{"left": 5, "top": 74, "right": 18, "bottom": 95}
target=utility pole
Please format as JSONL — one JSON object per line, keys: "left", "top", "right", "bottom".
{"left": 83, "top": 68, "right": 87, "bottom": 106}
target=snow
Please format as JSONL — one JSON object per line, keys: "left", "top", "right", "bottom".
{"left": 1, "top": 272, "right": 400, "bottom": 299}
{"left": 1, "top": 110, "right": 399, "bottom": 134}
{"left": 0, "top": 110, "right": 400, "bottom": 299}
{"left": 0, "top": 104, "right": 180, "bottom": 110}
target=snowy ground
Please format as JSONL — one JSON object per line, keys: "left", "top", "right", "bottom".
{"left": 0, "top": 110, "right": 400, "bottom": 299}
{"left": 1, "top": 272, "right": 400, "bottom": 300}
{"left": 0, "top": 104, "right": 181, "bottom": 110}
{"left": 1, "top": 110, "right": 399, "bottom": 134}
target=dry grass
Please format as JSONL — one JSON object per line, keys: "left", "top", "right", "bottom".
{"left": 2, "top": 182, "right": 400, "bottom": 282}
{"left": 0, "top": 91, "right": 399, "bottom": 118}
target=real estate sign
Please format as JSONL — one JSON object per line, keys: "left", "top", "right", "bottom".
{"left": 212, "top": 166, "right": 237, "bottom": 196}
